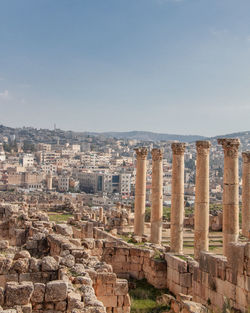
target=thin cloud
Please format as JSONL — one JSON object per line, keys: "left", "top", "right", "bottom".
{"left": 0, "top": 90, "right": 10, "bottom": 100}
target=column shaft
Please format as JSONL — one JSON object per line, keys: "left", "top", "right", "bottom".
{"left": 218, "top": 138, "right": 240, "bottom": 257}
{"left": 170, "top": 143, "right": 186, "bottom": 253}
{"left": 194, "top": 141, "right": 211, "bottom": 259}
{"left": 242, "top": 152, "right": 250, "bottom": 237}
{"left": 99, "top": 207, "right": 103, "bottom": 222}
{"left": 134, "top": 147, "right": 148, "bottom": 236}
{"left": 150, "top": 148, "right": 163, "bottom": 244}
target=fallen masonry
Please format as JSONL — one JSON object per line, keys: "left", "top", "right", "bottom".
{"left": 0, "top": 139, "right": 248, "bottom": 313}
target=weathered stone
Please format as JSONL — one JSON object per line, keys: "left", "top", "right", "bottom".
{"left": 31, "top": 283, "right": 45, "bottom": 303}
{"left": 42, "top": 256, "right": 58, "bottom": 272}
{"left": 5, "top": 282, "right": 34, "bottom": 306}
{"left": 14, "top": 251, "right": 31, "bottom": 260}
{"left": 55, "top": 224, "right": 73, "bottom": 237}
{"left": 45, "top": 280, "right": 68, "bottom": 302}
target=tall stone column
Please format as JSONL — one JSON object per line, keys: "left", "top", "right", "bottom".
{"left": 46, "top": 173, "right": 53, "bottom": 190}
{"left": 242, "top": 152, "right": 250, "bottom": 238}
{"left": 194, "top": 141, "right": 211, "bottom": 259}
{"left": 99, "top": 207, "right": 103, "bottom": 222}
{"left": 218, "top": 138, "right": 240, "bottom": 257}
{"left": 134, "top": 147, "right": 148, "bottom": 236}
{"left": 170, "top": 143, "right": 186, "bottom": 253}
{"left": 150, "top": 148, "right": 163, "bottom": 244}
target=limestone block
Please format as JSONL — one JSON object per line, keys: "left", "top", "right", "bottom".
{"left": 235, "top": 286, "right": 247, "bottom": 308}
{"left": 227, "top": 242, "right": 246, "bottom": 274}
{"left": 42, "top": 256, "right": 58, "bottom": 272}
{"left": 21, "top": 303, "right": 32, "bottom": 313}
{"left": 172, "top": 269, "right": 180, "bottom": 285}
{"left": 114, "top": 279, "right": 128, "bottom": 296}
{"left": 14, "top": 251, "right": 31, "bottom": 260}
{"left": 67, "top": 291, "right": 82, "bottom": 311}
{"left": 0, "top": 274, "right": 18, "bottom": 287}
{"left": 11, "top": 258, "right": 29, "bottom": 274}
{"left": 165, "top": 254, "right": 187, "bottom": 273}
{"left": 130, "top": 256, "right": 140, "bottom": 264}
{"left": 115, "top": 248, "right": 129, "bottom": 256}
{"left": 5, "top": 282, "right": 34, "bottom": 306}
{"left": 117, "top": 295, "right": 124, "bottom": 307}
{"left": 29, "top": 258, "right": 42, "bottom": 273}
{"left": 0, "top": 258, "right": 12, "bottom": 275}
{"left": 216, "top": 279, "right": 235, "bottom": 301}
{"left": 123, "top": 294, "right": 131, "bottom": 306}
{"left": 45, "top": 280, "right": 68, "bottom": 302}
{"left": 55, "top": 301, "right": 67, "bottom": 311}
{"left": 31, "top": 283, "right": 45, "bottom": 304}
{"left": 113, "top": 255, "right": 126, "bottom": 263}
{"left": 199, "top": 252, "right": 213, "bottom": 273}
{"left": 60, "top": 254, "right": 75, "bottom": 268}
{"left": 97, "top": 295, "right": 117, "bottom": 307}
{"left": 96, "top": 273, "right": 116, "bottom": 284}
{"left": 180, "top": 273, "right": 192, "bottom": 288}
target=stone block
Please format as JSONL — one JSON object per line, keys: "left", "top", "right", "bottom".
{"left": 55, "top": 301, "right": 67, "bottom": 311}
{"left": 98, "top": 295, "right": 117, "bottom": 307}
{"left": 235, "top": 286, "right": 247, "bottom": 308}
{"left": 180, "top": 273, "right": 192, "bottom": 288}
{"left": 114, "top": 279, "right": 128, "bottom": 295}
{"left": 5, "top": 282, "right": 34, "bottom": 306}
{"left": 31, "top": 283, "right": 45, "bottom": 303}
{"left": 67, "top": 291, "right": 82, "bottom": 311}
{"left": 0, "top": 274, "right": 18, "bottom": 287}
{"left": 172, "top": 269, "right": 180, "bottom": 285}
{"left": 42, "top": 256, "right": 58, "bottom": 272}
{"left": 227, "top": 242, "right": 245, "bottom": 274}
{"left": 45, "top": 280, "right": 68, "bottom": 302}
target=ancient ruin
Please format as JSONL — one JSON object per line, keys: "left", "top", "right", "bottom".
{"left": 0, "top": 138, "right": 249, "bottom": 313}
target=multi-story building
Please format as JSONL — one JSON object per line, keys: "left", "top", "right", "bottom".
{"left": 21, "top": 154, "right": 34, "bottom": 168}
{"left": 58, "top": 176, "right": 69, "bottom": 192}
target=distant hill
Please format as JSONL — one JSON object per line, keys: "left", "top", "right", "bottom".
{"left": 0, "top": 124, "right": 249, "bottom": 146}
{"left": 89, "top": 131, "right": 207, "bottom": 143}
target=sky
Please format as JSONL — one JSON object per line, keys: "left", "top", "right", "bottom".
{"left": 0, "top": 0, "right": 250, "bottom": 136}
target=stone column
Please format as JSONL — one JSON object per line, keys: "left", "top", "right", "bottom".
{"left": 103, "top": 216, "right": 107, "bottom": 225}
{"left": 194, "top": 141, "right": 211, "bottom": 259}
{"left": 46, "top": 173, "right": 53, "bottom": 190}
{"left": 218, "top": 138, "right": 240, "bottom": 257}
{"left": 150, "top": 148, "right": 163, "bottom": 244}
{"left": 99, "top": 207, "right": 103, "bottom": 222}
{"left": 242, "top": 152, "right": 250, "bottom": 237}
{"left": 134, "top": 147, "right": 148, "bottom": 236}
{"left": 170, "top": 143, "right": 186, "bottom": 253}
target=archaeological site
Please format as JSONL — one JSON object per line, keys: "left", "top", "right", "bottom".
{"left": 0, "top": 138, "right": 249, "bottom": 313}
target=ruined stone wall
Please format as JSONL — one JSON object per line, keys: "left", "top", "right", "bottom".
{"left": 165, "top": 253, "right": 196, "bottom": 296}
{"left": 192, "top": 243, "right": 250, "bottom": 312}
{"left": 102, "top": 244, "right": 167, "bottom": 289}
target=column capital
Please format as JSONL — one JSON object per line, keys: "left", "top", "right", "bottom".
{"left": 151, "top": 148, "right": 163, "bottom": 161}
{"left": 196, "top": 141, "right": 211, "bottom": 155}
{"left": 242, "top": 151, "right": 250, "bottom": 163}
{"left": 171, "top": 142, "right": 186, "bottom": 155}
{"left": 217, "top": 138, "right": 240, "bottom": 158}
{"left": 134, "top": 147, "right": 148, "bottom": 160}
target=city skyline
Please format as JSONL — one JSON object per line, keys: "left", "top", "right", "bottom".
{"left": 1, "top": 0, "right": 250, "bottom": 136}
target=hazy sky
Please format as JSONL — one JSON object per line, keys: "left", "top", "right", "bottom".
{"left": 0, "top": 0, "right": 250, "bottom": 136}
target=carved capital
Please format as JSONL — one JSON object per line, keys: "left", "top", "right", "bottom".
{"left": 134, "top": 147, "right": 148, "bottom": 160}
{"left": 196, "top": 141, "right": 211, "bottom": 155}
{"left": 217, "top": 138, "right": 240, "bottom": 158}
{"left": 151, "top": 148, "right": 163, "bottom": 161}
{"left": 171, "top": 142, "right": 186, "bottom": 155}
{"left": 242, "top": 151, "right": 250, "bottom": 163}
